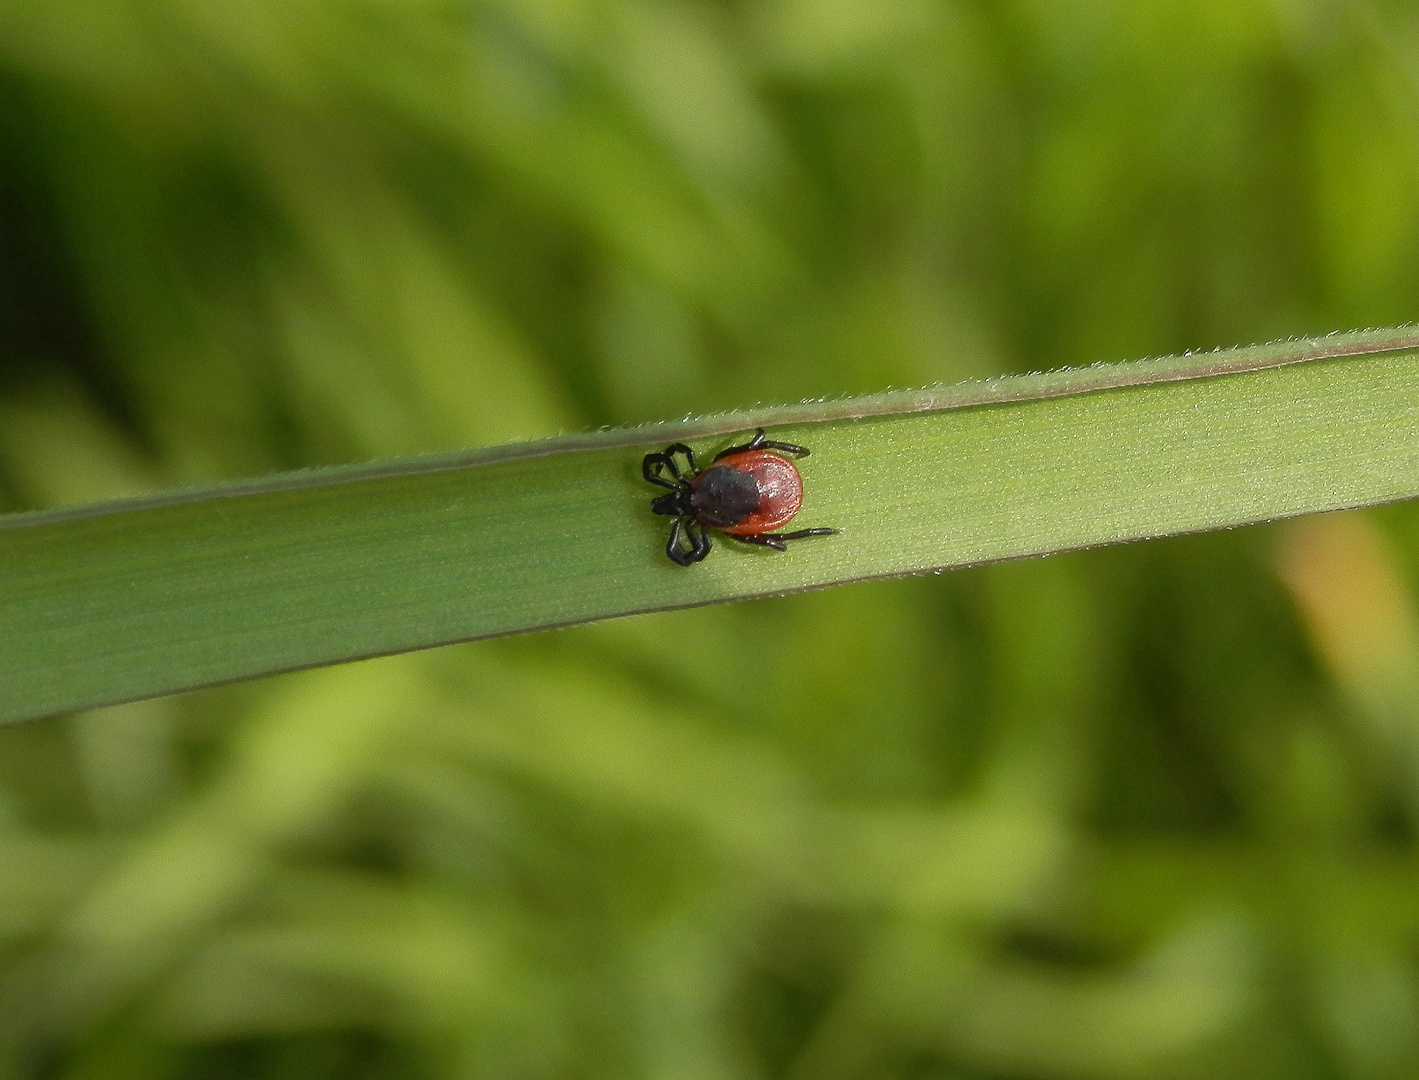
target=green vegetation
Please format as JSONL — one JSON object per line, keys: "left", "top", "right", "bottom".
{"left": 7, "top": 330, "right": 1419, "bottom": 723}
{"left": 4, "top": 2, "right": 1419, "bottom": 1078}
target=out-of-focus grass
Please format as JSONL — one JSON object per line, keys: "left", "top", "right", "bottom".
{"left": 4, "top": 2, "right": 1419, "bottom": 1078}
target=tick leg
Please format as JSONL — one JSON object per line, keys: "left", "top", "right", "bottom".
{"left": 756, "top": 438, "right": 811, "bottom": 458}
{"left": 725, "top": 527, "right": 837, "bottom": 553}
{"left": 644, "top": 442, "right": 698, "bottom": 489}
{"left": 643, "top": 452, "right": 680, "bottom": 489}
{"left": 724, "top": 533, "right": 789, "bottom": 552}
{"left": 666, "top": 517, "right": 712, "bottom": 566}
{"left": 666, "top": 518, "right": 693, "bottom": 565}
{"left": 713, "top": 428, "right": 765, "bottom": 461}
{"left": 688, "top": 519, "right": 714, "bottom": 562}
{"left": 713, "top": 428, "right": 812, "bottom": 460}
{"left": 665, "top": 442, "right": 697, "bottom": 477}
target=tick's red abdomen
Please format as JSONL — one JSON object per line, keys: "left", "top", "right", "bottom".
{"left": 713, "top": 450, "right": 804, "bottom": 534}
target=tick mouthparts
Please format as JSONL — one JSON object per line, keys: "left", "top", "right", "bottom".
{"left": 651, "top": 491, "right": 688, "bottom": 517}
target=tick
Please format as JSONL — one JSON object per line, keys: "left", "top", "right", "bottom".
{"left": 643, "top": 428, "right": 838, "bottom": 566}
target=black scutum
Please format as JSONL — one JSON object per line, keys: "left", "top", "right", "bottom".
{"left": 690, "top": 464, "right": 760, "bottom": 528}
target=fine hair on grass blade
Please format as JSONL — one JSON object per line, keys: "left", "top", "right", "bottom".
{"left": 4, "top": 326, "right": 1419, "bottom": 724}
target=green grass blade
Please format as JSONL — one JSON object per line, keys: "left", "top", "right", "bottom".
{"left": 5, "top": 327, "right": 1419, "bottom": 724}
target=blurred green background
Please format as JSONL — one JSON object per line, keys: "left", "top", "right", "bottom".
{"left": 5, "top": 1, "right": 1419, "bottom": 1077}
